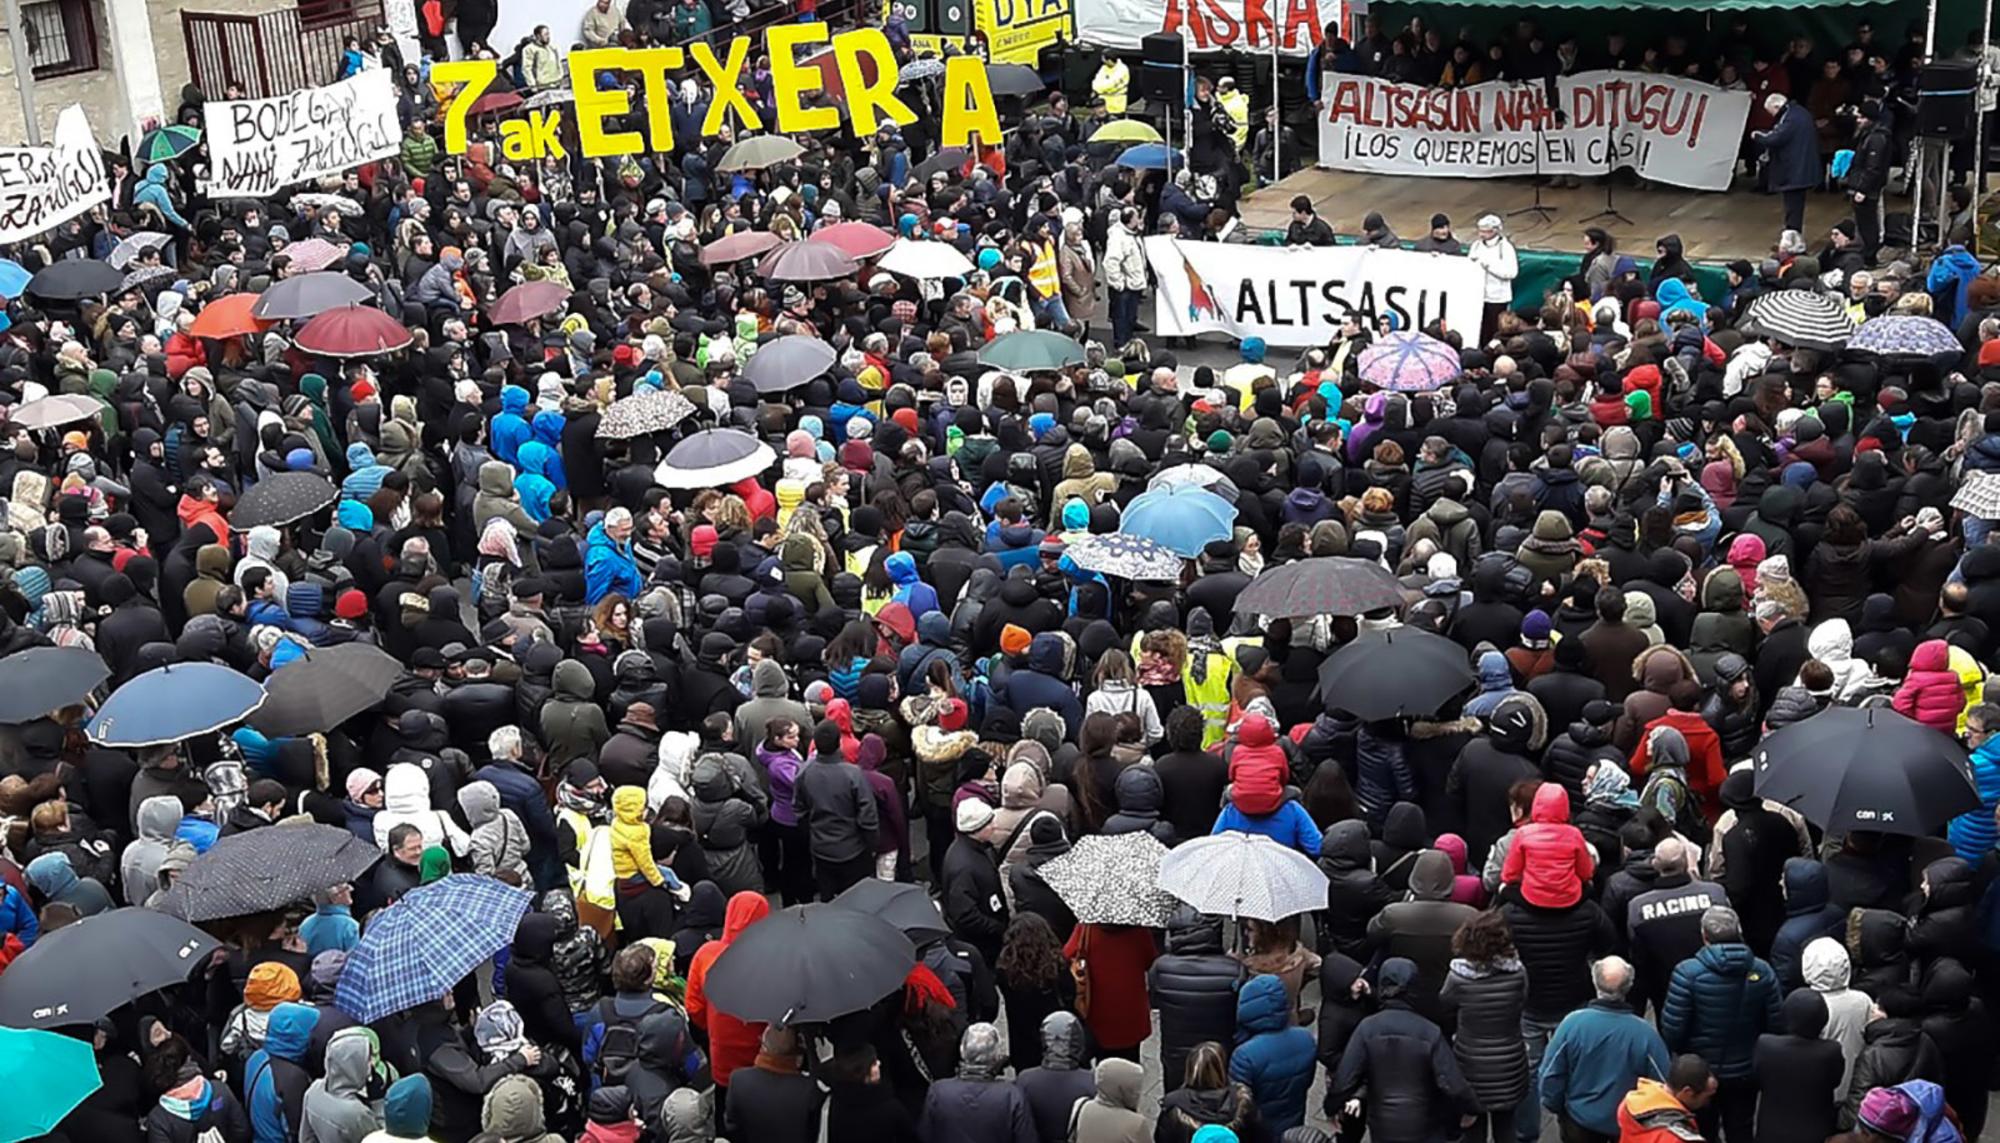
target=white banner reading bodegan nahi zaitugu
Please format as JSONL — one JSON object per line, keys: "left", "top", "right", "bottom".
{"left": 0, "top": 105, "right": 109, "bottom": 247}
{"left": 1316, "top": 69, "right": 1752, "bottom": 192}
{"left": 205, "top": 70, "right": 404, "bottom": 199}
{"left": 1075, "top": 0, "right": 1339, "bottom": 55}
{"left": 1144, "top": 236, "right": 1486, "bottom": 347}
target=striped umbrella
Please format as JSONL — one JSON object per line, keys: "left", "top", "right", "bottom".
{"left": 136, "top": 125, "right": 200, "bottom": 164}
{"left": 1740, "top": 291, "right": 1855, "bottom": 351}
{"left": 1358, "top": 330, "right": 1461, "bottom": 391}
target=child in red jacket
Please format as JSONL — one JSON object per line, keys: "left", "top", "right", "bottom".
{"left": 1499, "top": 781, "right": 1595, "bottom": 907}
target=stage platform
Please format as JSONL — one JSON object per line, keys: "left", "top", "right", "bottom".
{"left": 1240, "top": 168, "right": 1875, "bottom": 265}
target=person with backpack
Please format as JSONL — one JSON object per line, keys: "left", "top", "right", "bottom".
{"left": 581, "top": 946, "right": 679, "bottom": 1093}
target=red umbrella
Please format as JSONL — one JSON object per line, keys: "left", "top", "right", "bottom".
{"left": 470, "top": 90, "right": 523, "bottom": 117}
{"left": 487, "top": 281, "right": 569, "bottom": 326}
{"left": 295, "top": 304, "right": 412, "bottom": 357}
{"left": 700, "top": 230, "right": 782, "bottom": 267}
{"left": 808, "top": 222, "right": 896, "bottom": 261}
{"left": 757, "top": 240, "right": 859, "bottom": 282}
{"left": 188, "top": 293, "right": 273, "bottom": 340}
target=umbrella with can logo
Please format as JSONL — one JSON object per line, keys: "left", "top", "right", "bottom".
{"left": 0, "top": 907, "right": 220, "bottom": 1028}
{"left": 1753, "top": 705, "right": 1977, "bottom": 836}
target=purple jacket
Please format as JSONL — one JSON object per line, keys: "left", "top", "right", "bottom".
{"left": 756, "top": 744, "right": 804, "bottom": 827}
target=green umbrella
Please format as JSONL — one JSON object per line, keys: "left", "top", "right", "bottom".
{"left": 977, "top": 329, "right": 1086, "bottom": 372}
{"left": 136, "top": 125, "right": 200, "bottom": 165}
{"left": 716, "top": 134, "right": 804, "bottom": 172}
{"left": 0, "top": 1027, "right": 100, "bottom": 1142}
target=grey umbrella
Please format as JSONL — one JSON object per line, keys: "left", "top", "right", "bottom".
{"left": 106, "top": 231, "right": 171, "bottom": 270}
{"left": 654, "top": 428, "right": 775, "bottom": 489}
{"left": 717, "top": 135, "right": 805, "bottom": 172}
{"left": 757, "top": 240, "right": 859, "bottom": 282}
{"left": 251, "top": 272, "right": 373, "bottom": 320}
{"left": 743, "top": 334, "right": 836, "bottom": 393}
{"left": 985, "top": 63, "right": 1045, "bottom": 97}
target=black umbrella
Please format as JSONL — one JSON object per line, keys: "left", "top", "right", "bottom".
{"left": 229, "top": 471, "right": 337, "bottom": 529}
{"left": 157, "top": 823, "right": 382, "bottom": 922}
{"left": 26, "top": 260, "right": 123, "bottom": 300}
{"left": 0, "top": 646, "right": 107, "bottom": 723}
{"left": 0, "top": 908, "right": 219, "bottom": 1028}
{"left": 704, "top": 904, "right": 914, "bottom": 1026}
{"left": 743, "top": 334, "right": 836, "bottom": 394}
{"left": 910, "top": 147, "right": 972, "bottom": 182}
{"left": 985, "top": 63, "right": 1045, "bottom": 97}
{"left": 1316, "top": 626, "right": 1475, "bottom": 719}
{"left": 831, "top": 877, "right": 950, "bottom": 940}
{"left": 250, "top": 272, "right": 374, "bottom": 321}
{"left": 249, "top": 643, "right": 401, "bottom": 735}
{"left": 1236, "top": 557, "right": 1408, "bottom": 620}
{"left": 1752, "top": 706, "right": 1977, "bottom": 836}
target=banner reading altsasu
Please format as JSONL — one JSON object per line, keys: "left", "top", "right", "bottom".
{"left": 1316, "top": 70, "right": 1751, "bottom": 192}
{"left": 1143, "top": 236, "right": 1486, "bottom": 347}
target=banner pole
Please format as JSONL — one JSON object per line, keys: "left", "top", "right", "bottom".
{"left": 1270, "top": 24, "right": 1279, "bottom": 184}
{"left": 4, "top": 0, "right": 40, "bottom": 144}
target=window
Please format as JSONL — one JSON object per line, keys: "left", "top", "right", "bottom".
{"left": 20, "top": 0, "right": 97, "bottom": 78}
{"left": 297, "top": 0, "right": 363, "bottom": 33}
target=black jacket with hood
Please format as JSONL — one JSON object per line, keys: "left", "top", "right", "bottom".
{"left": 1147, "top": 906, "right": 1246, "bottom": 1091}
{"left": 1318, "top": 820, "right": 1394, "bottom": 960}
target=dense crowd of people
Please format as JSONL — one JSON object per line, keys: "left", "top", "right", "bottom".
{"left": 8, "top": 3, "right": 2000, "bottom": 1143}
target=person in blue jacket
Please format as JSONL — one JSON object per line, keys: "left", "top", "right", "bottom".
{"left": 0, "top": 878, "right": 36, "bottom": 948}
{"left": 1949, "top": 704, "right": 2000, "bottom": 864}
{"left": 246, "top": 1002, "right": 318, "bottom": 1143}
{"left": 136, "top": 165, "right": 189, "bottom": 232}
{"left": 1232, "top": 973, "right": 1320, "bottom": 1134}
{"left": 584, "top": 508, "right": 643, "bottom": 606}
{"left": 1005, "top": 631, "right": 1083, "bottom": 736}
{"left": 489, "top": 385, "right": 533, "bottom": 467}
{"left": 1538, "top": 955, "right": 1671, "bottom": 1139}
{"left": 885, "top": 552, "right": 939, "bottom": 620}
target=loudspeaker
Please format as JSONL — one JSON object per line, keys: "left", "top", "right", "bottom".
{"left": 1917, "top": 61, "right": 1976, "bottom": 140}
{"left": 1140, "top": 32, "right": 1185, "bottom": 102}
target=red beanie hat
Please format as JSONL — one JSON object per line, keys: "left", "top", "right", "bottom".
{"left": 335, "top": 589, "right": 368, "bottom": 620}
{"left": 351, "top": 378, "right": 378, "bottom": 403}
{"left": 938, "top": 698, "right": 968, "bottom": 732}
{"left": 612, "top": 344, "right": 639, "bottom": 368}
{"left": 892, "top": 407, "right": 919, "bottom": 434}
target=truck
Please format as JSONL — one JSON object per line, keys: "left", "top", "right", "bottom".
{"left": 888, "top": 0, "right": 1072, "bottom": 66}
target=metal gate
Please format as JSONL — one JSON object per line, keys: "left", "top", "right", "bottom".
{"left": 182, "top": 0, "right": 383, "bottom": 99}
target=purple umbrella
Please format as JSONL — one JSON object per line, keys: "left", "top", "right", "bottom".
{"left": 1358, "top": 331, "right": 1461, "bottom": 392}
{"left": 758, "top": 240, "right": 859, "bottom": 283}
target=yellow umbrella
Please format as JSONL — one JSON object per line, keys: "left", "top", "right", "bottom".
{"left": 1090, "top": 118, "right": 1164, "bottom": 144}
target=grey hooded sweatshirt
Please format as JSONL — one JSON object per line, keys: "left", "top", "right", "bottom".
{"left": 300, "top": 1027, "right": 379, "bottom": 1143}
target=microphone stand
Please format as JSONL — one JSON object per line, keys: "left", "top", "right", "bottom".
{"left": 1582, "top": 77, "right": 1635, "bottom": 227}
{"left": 1508, "top": 79, "right": 1557, "bottom": 224}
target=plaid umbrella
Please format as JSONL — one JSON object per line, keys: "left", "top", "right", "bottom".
{"left": 0, "top": 908, "right": 219, "bottom": 1029}
{"left": 136, "top": 124, "right": 200, "bottom": 164}
{"left": 1316, "top": 626, "right": 1474, "bottom": 719}
{"left": 88, "top": 662, "right": 265, "bottom": 747}
{"left": 0, "top": 646, "right": 106, "bottom": 724}
{"left": 249, "top": 641, "right": 401, "bottom": 736}
{"left": 252, "top": 272, "right": 372, "bottom": 320}
{"left": 809, "top": 221, "right": 897, "bottom": 260}
{"left": 595, "top": 390, "right": 694, "bottom": 439}
{"left": 717, "top": 135, "right": 804, "bottom": 172}
{"left": 157, "top": 822, "right": 382, "bottom": 922}
{"left": 336, "top": 875, "right": 531, "bottom": 1023}
{"left": 758, "top": 240, "right": 859, "bottom": 282}
{"left": 1038, "top": 833, "right": 1176, "bottom": 926}
{"left": 295, "top": 305, "right": 412, "bottom": 357}
{"left": 1236, "top": 557, "right": 1406, "bottom": 619}
{"left": 1159, "top": 832, "right": 1330, "bottom": 921}
{"left": 1067, "top": 533, "right": 1185, "bottom": 580}
{"left": 700, "top": 230, "right": 782, "bottom": 267}
{"left": 979, "top": 329, "right": 1086, "bottom": 371}
{"left": 1953, "top": 473, "right": 2000, "bottom": 519}
{"left": 742, "top": 334, "right": 836, "bottom": 394}
{"left": 1358, "top": 331, "right": 1461, "bottom": 392}
{"left": 106, "top": 231, "right": 171, "bottom": 269}
{"left": 1740, "top": 291, "right": 1855, "bottom": 351}
{"left": 230, "top": 471, "right": 336, "bottom": 528}
{"left": 283, "top": 237, "right": 349, "bottom": 273}
{"left": 1849, "top": 314, "right": 1963, "bottom": 361}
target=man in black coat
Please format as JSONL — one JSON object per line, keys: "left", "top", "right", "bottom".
{"left": 1845, "top": 100, "right": 1895, "bottom": 264}
{"left": 1148, "top": 906, "right": 1246, "bottom": 1091}
{"left": 1330, "top": 958, "right": 1479, "bottom": 1143}
{"left": 1718, "top": 770, "right": 1801, "bottom": 958}
{"left": 1447, "top": 697, "right": 1544, "bottom": 866}
{"left": 940, "top": 801, "right": 1009, "bottom": 971}
{"left": 726, "top": 1026, "right": 823, "bottom": 1143}
{"left": 1751, "top": 598, "right": 1814, "bottom": 722}
{"left": 1751, "top": 987, "right": 1846, "bottom": 1143}
{"left": 1625, "top": 838, "right": 1726, "bottom": 1017}
{"left": 1504, "top": 874, "right": 1617, "bottom": 1091}
{"left": 1529, "top": 638, "right": 1608, "bottom": 738}
{"left": 96, "top": 571, "right": 169, "bottom": 685}
{"left": 1185, "top": 539, "right": 1252, "bottom": 633}
{"left": 1318, "top": 820, "right": 1394, "bottom": 960}
{"left": 1015, "top": 1012, "right": 1096, "bottom": 1142}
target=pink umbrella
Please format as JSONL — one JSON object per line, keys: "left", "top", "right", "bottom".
{"left": 1357, "top": 331, "right": 1461, "bottom": 392}
{"left": 808, "top": 222, "right": 896, "bottom": 260}
{"left": 284, "top": 238, "right": 348, "bottom": 274}
{"left": 700, "top": 230, "right": 782, "bottom": 267}
{"left": 757, "top": 240, "right": 859, "bottom": 282}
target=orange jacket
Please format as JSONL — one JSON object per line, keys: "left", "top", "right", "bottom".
{"left": 1618, "top": 1079, "right": 1703, "bottom": 1143}
{"left": 684, "top": 890, "right": 770, "bottom": 1086}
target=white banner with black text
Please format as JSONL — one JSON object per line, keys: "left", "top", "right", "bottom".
{"left": 205, "top": 70, "right": 403, "bottom": 198}
{"left": 0, "top": 105, "right": 109, "bottom": 246}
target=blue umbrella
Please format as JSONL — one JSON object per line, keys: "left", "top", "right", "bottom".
{"left": 336, "top": 875, "right": 531, "bottom": 1023}
{"left": 87, "top": 662, "right": 265, "bottom": 748}
{"left": 0, "top": 260, "right": 29, "bottom": 300}
{"left": 0, "top": 1027, "right": 99, "bottom": 1142}
{"left": 1120, "top": 485, "right": 1236, "bottom": 557}
{"left": 1115, "top": 144, "right": 1184, "bottom": 170}
{"left": 1848, "top": 314, "right": 1963, "bottom": 361}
